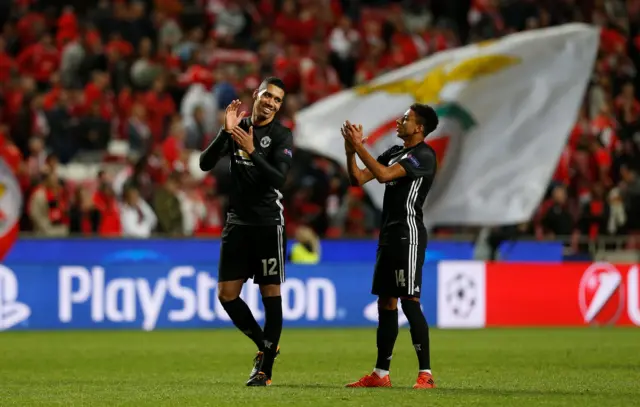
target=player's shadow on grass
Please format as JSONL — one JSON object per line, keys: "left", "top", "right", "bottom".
{"left": 437, "top": 388, "right": 635, "bottom": 397}
{"left": 276, "top": 384, "right": 346, "bottom": 389}
{"left": 277, "top": 385, "right": 636, "bottom": 396}
{"left": 276, "top": 384, "right": 407, "bottom": 391}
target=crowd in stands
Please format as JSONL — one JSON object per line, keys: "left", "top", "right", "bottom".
{"left": 0, "top": 0, "right": 638, "bottom": 251}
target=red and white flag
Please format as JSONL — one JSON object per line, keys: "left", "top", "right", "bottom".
{"left": 294, "top": 24, "right": 599, "bottom": 226}
{"left": 0, "top": 157, "right": 21, "bottom": 260}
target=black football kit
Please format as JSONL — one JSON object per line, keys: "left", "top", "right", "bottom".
{"left": 371, "top": 142, "right": 437, "bottom": 298}
{"left": 200, "top": 117, "right": 293, "bottom": 285}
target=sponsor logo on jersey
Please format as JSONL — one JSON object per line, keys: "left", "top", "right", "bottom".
{"left": 234, "top": 149, "right": 254, "bottom": 166}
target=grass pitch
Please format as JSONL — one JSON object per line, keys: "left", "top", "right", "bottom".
{"left": 0, "top": 328, "right": 638, "bottom": 406}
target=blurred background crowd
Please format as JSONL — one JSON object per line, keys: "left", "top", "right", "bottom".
{"left": 0, "top": 0, "right": 638, "bottom": 254}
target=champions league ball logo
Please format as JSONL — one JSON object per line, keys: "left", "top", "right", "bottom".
{"left": 444, "top": 273, "right": 478, "bottom": 319}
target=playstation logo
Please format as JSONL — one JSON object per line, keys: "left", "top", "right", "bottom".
{"left": 0, "top": 264, "right": 31, "bottom": 330}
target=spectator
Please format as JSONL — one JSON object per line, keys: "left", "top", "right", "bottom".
{"left": 540, "top": 185, "right": 575, "bottom": 239}
{"left": 25, "top": 137, "right": 47, "bottom": 180}
{"left": 144, "top": 75, "right": 176, "bottom": 142}
{"left": 69, "top": 187, "right": 101, "bottom": 235}
{"left": 607, "top": 187, "right": 627, "bottom": 235}
{"left": 28, "top": 170, "right": 69, "bottom": 236}
{"left": 77, "top": 102, "right": 111, "bottom": 151}
{"left": 620, "top": 166, "right": 640, "bottom": 231}
{"left": 130, "top": 37, "right": 161, "bottom": 89}
{"left": 0, "top": 37, "right": 16, "bottom": 84}
{"left": 289, "top": 226, "right": 321, "bottom": 264}
{"left": 213, "top": 3, "right": 249, "bottom": 40}
{"left": 184, "top": 105, "right": 208, "bottom": 150}
{"left": 328, "top": 16, "right": 360, "bottom": 87}
{"left": 338, "top": 186, "right": 372, "bottom": 237}
{"left": 211, "top": 65, "right": 238, "bottom": 112}
{"left": 579, "top": 183, "right": 610, "bottom": 240}
{"left": 17, "top": 33, "right": 59, "bottom": 91}
{"left": 0, "top": 0, "right": 635, "bottom": 249}
{"left": 153, "top": 172, "right": 183, "bottom": 236}
{"left": 127, "top": 103, "right": 152, "bottom": 156}
{"left": 181, "top": 73, "right": 217, "bottom": 137}
{"left": 162, "top": 119, "right": 187, "bottom": 170}
{"left": 177, "top": 175, "right": 206, "bottom": 236}
{"left": 93, "top": 171, "right": 122, "bottom": 236}
{"left": 155, "top": 10, "right": 183, "bottom": 49}
{"left": 45, "top": 89, "right": 76, "bottom": 164}
{"left": 120, "top": 184, "right": 157, "bottom": 238}
{"left": 300, "top": 41, "right": 342, "bottom": 104}
{"left": 194, "top": 176, "right": 225, "bottom": 236}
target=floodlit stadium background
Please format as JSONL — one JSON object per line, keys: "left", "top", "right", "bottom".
{"left": 0, "top": 1, "right": 638, "bottom": 406}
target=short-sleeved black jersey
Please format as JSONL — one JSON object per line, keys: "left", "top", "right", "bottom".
{"left": 223, "top": 118, "right": 293, "bottom": 226}
{"left": 376, "top": 142, "right": 437, "bottom": 246}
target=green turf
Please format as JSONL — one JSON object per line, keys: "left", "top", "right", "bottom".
{"left": 0, "top": 328, "right": 638, "bottom": 406}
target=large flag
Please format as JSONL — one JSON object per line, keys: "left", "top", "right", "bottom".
{"left": 0, "top": 156, "right": 22, "bottom": 260}
{"left": 294, "top": 24, "right": 599, "bottom": 226}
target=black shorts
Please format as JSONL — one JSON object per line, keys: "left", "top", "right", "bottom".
{"left": 218, "top": 223, "right": 287, "bottom": 285}
{"left": 372, "top": 244, "right": 425, "bottom": 298}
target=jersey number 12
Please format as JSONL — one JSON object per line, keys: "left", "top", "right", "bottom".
{"left": 262, "top": 258, "right": 279, "bottom": 276}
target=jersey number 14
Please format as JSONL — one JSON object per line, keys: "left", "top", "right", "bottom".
{"left": 395, "top": 269, "right": 406, "bottom": 287}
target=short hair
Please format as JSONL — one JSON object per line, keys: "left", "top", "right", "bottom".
{"left": 123, "top": 183, "right": 139, "bottom": 196}
{"left": 410, "top": 103, "right": 438, "bottom": 135}
{"left": 258, "top": 77, "right": 286, "bottom": 94}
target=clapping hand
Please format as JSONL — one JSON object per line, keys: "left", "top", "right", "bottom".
{"left": 342, "top": 122, "right": 356, "bottom": 154}
{"left": 231, "top": 126, "right": 255, "bottom": 154}
{"left": 341, "top": 120, "right": 365, "bottom": 152}
{"left": 224, "top": 99, "right": 246, "bottom": 131}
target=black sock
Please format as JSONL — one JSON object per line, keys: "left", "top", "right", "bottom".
{"left": 375, "top": 308, "right": 398, "bottom": 371}
{"left": 261, "top": 296, "right": 283, "bottom": 379}
{"left": 402, "top": 299, "right": 431, "bottom": 370}
{"left": 221, "top": 297, "right": 265, "bottom": 351}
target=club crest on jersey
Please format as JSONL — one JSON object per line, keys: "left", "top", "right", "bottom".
{"left": 260, "top": 136, "right": 272, "bottom": 148}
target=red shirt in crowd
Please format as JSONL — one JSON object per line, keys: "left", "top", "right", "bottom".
{"left": 552, "top": 146, "right": 572, "bottom": 186}
{"left": 0, "top": 51, "right": 15, "bottom": 83}
{"left": 16, "top": 11, "right": 47, "bottom": 47}
{"left": 301, "top": 64, "right": 341, "bottom": 104}
{"left": 84, "top": 82, "right": 113, "bottom": 120}
{"left": 17, "top": 42, "right": 60, "bottom": 83}
{"left": 93, "top": 190, "right": 122, "bottom": 236}
{"left": 56, "top": 9, "right": 79, "bottom": 46}
{"left": 144, "top": 91, "right": 176, "bottom": 142}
